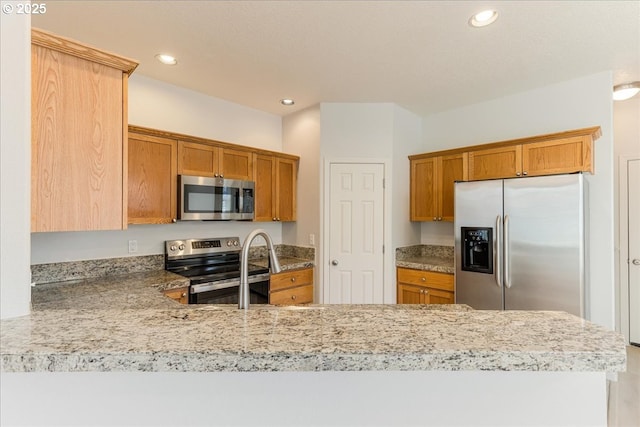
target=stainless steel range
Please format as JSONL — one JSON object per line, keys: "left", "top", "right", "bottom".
{"left": 165, "top": 237, "right": 270, "bottom": 304}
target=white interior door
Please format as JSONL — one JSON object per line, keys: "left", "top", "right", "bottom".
{"left": 629, "top": 159, "right": 640, "bottom": 345}
{"left": 327, "top": 163, "right": 384, "bottom": 304}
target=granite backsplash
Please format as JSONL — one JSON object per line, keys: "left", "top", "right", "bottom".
{"left": 31, "top": 245, "right": 315, "bottom": 285}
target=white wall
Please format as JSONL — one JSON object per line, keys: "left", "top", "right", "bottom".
{"left": 0, "top": 8, "right": 31, "bottom": 319}
{"left": 318, "top": 103, "right": 422, "bottom": 303}
{"left": 421, "top": 72, "right": 616, "bottom": 330}
{"left": 31, "top": 75, "right": 284, "bottom": 264}
{"left": 613, "top": 96, "right": 640, "bottom": 340}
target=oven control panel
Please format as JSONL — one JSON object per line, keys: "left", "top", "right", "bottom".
{"left": 165, "top": 237, "right": 240, "bottom": 258}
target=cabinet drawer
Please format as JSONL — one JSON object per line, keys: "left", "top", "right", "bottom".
{"left": 270, "top": 268, "right": 313, "bottom": 291}
{"left": 396, "top": 268, "right": 453, "bottom": 292}
{"left": 270, "top": 284, "right": 313, "bottom": 305}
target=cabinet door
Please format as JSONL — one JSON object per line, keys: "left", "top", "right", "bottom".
{"left": 219, "top": 148, "right": 253, "bottom": 180}
{"left": 276, "top": 157, "right": 297, "bottom": 222}
{"left": 438, "top": 153, "right": 468, "bottom": 222}
{"left": 178, "top": 141, "right": 218, "bottom": 177}
{"left": 468, "top": 145, "right": 522, "bottom": 181}
{"left": 423, "top": 288, "right": 455, "bottom": 304}
{"left": 253, "top": 154, "right": 276, "bottom": 221}
{"left": 410, "top": 157, "right": 438, "bottom": 221}
{"left": 128, "top": 133, "right": 177, "bottom": 224}
{"left": 522, "top": 136, "right": 593, "bottom": 177}
{"left": 32, "top": 45, "right": 125, "bottom": 232}
{"left": 163, "top": 287, "right": 189, "bottom": 304}
{"left": 397, "top": 284, "right": 425, "bottom": 304}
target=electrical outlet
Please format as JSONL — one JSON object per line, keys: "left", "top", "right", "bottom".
{"left": 309, "top": 234, "right": 315, "bottom": 246}
{"left": 128, "top": 240, "right": 138, "bottom": 253}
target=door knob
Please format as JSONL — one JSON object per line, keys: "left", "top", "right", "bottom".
{"left": 331, "top": 260, "right": 339, "bottom": 266}
{"left": 633, "top": 259, "right": 640, "bottom": 266}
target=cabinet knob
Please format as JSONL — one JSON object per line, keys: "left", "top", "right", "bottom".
{"left": 420, "top": 290, "right": 424, "bottom": 294}
{"left": 276, "top": 217, "right": 281, "bottom": 221}
{"left": 172, "top": 218, "right": 177, "bottom": 223}
{"left": 291, "top": 277, "right": 296, "bottom": 282}
{"left": 220, "top": 174, "right": 224, "bottom": 178}
{"left": 273, "top": 217, "right": 277, "bottom": 221}
{"left": 421, "top": 277, "right": 426, "bottom": 282}
{"left": 181, "top": 292, "right": 186, "bottom": 298}
{"left": 291, "top": 295, "right": 297, "bottom": 300}
{"left": 424, "top": 290, "right": 428, "bottom": 295}
{"left": 523, "top": 171, "right": 528, "bottom": 176}
{"left": 433, "top": 217, "right": 437, "bottom": 221}
{"left": 214, "top": 173, "right": 219, "bottom": 177}
{"left": 516, "top": 172, "right": 521, "bottom": 176}
{"left": 437, "top": 217, "right": 442, "bottom": 221}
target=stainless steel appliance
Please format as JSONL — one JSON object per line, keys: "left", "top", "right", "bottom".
{"left": 165, "top": 237, "right": 270, "bottom": 304}
{"left": 178, "top": 175, "right": 255, "bottom": 221}
{"left": 454, "top": 173, "right": 587, "bottom": 317}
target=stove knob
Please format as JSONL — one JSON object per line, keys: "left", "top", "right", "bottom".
{"left": 170, "top": 245, "right": 177, "bottom": 252}
{"left": 234, "top": 240, "right": 239, "bottom": 246}
{"left": 178, "top": 244, "right": 185, "bottom": 251}
{"left": 227, "top": 240, "right": 232, "bottom": 246}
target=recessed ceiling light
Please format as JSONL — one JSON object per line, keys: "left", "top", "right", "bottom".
{"left": 155, "top": 54, "right": 177, "bottom": 65}
{"left": 613, "top": 82, "right": 640, "bottom": 101}
{"left": 280, "top": 99, "right": 295, "bottom": 106}
{"left": 469, "top": 10, "right": 498, "bottom": 27}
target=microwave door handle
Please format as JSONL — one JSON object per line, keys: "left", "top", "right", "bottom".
{"left": 238, "top": 188, "right": 244, "bottom": 213}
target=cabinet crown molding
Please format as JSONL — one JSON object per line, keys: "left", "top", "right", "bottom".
{"left": 31, "top": 28, "right": 138, "bottom": 75}
{"left": 409, "top": 126, "right": 601, "bottom": 160}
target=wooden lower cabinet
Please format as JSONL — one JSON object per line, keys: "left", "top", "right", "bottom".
{"left": 396, "top": 267, "right": 454, "bottom": 304}
{"left": 163, "top": 286, "right": 189, "bottom": 304}
{"left": 270, "top": 267, "right": 313, "bottom": 305}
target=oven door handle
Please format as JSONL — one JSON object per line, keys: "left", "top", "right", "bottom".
{"left": 190, "top": 272, "right": 271, "bottom": 294}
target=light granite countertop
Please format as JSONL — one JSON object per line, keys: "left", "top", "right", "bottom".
{"left": 396, "top": 245, "right": 455, "bottom": 274}
{"left": 1, "top": 269, "right": 626, "bottom": 374}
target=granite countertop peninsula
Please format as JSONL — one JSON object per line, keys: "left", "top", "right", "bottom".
{"left": 396, "top": 245, "right": 454, "bottom": 274}
{"left": 1, "top": 265, "right": 626, "bottom": 373}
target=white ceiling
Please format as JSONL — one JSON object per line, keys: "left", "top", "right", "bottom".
{"left": 32, "top": 1, "right": 640, "bottom": 117}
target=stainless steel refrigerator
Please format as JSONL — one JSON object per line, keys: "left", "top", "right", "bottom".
{"left": 454, "top": 173, "right": 587, "bottom": 317}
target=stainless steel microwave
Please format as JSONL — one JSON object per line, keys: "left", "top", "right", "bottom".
{"left": 178, "top": 175, "right": 255, "bottom": 220}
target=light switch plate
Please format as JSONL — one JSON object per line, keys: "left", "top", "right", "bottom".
{"left": 128, "top": 240, "right": 138, "bottom": 253}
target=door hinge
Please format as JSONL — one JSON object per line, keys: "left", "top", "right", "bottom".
{"left": 382, "top": 245, "right": 385, "bottom": 254}
{"left": 382, "top": 178, "right": 385, "bottom": 189}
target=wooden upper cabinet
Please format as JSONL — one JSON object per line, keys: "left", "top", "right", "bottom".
{"left": 128, "top": 132, "right": 177, "bottom": 224}
{"left": 178, "top": 141, "right": 253, "bottom": 180}
{"left": 31, "top": 28, "right": 137, "bottom": 232}
{"left": 410, "top": 157, "right": 438, "bottom": 221}
{"left": 410, "top": 153, "right": 467, "bottom": 222}
{"left": 468, "top": 145, "right": 522, "bottom": 181}
{"left": 253, "top": 154, "right": 298, "bottom": 222}
{"left": 466, "top": 128, "right": 599, "bottom": 181}
{"left": 522, "top": 136, "right": 593, "bottom": 177}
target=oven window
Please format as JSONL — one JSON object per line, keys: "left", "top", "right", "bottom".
{"left": 190, "top": 281, "right": 269, "bottom": 304}
{"left": 184, "top": 185, "right": 240, "bottom": 214}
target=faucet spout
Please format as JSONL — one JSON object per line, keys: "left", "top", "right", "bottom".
{"left": 239, "top": 229, "right": 281, "bottom": 309}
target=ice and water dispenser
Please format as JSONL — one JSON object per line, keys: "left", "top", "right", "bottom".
{"left": 461, "top": 227, "right": 493, "bottom": 274}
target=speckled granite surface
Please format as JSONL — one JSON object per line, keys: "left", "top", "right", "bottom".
{"left": 31, "top": 245, "right": 315, "bottom": 285}
{"left": 0, "top": 268, "right": 626, "bottom": 373}
{"left": 396, "top": 245, "right": 454, "bottom": 274}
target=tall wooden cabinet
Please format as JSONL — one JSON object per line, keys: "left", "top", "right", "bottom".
{"left": 128, "top": 132, "right": 177, "bottom": 224}
{"left": 31, "top": 28, "right": 137, "bottom": 232}
{"left": 254, "top": 154, "right": 298, "bottom": 222}
{"left": 410, "top": 153, "right": 468, "bottom": 222}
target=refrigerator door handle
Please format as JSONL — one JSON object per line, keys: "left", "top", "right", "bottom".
{"left": 495, "top": 215, "right": 502, "bottom": 288}
{"left": 504, "top": 214, "right": 511, "bottom": 289}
